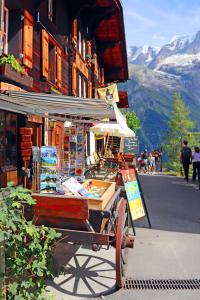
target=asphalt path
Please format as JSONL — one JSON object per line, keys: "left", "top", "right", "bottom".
{"left": 106, "top": 174, "right": 200, "bottom": 300}
{"left": 135, "top": 174, "right": 200, "bottom": 234}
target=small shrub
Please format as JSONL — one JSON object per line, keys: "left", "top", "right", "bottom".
{"left": 0, "top": 185, "right": 62, "bottom": 300}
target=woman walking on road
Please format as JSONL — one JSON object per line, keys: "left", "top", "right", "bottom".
{"left": 192, "top": 146, "right": 200, "bottom": 190}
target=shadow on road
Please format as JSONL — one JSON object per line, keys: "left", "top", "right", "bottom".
{"left": 47, "top": 243, "right": 116, "bottom": 299}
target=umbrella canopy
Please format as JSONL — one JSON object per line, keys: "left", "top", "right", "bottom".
{"left": 90, "top": 123, "right": 135, "bottom": 138}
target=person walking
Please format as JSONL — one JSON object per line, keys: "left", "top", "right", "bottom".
{"left": 142, "top": 149, "right": 148, "bottom": 173}
{"left": 180, "top": 140, "right": 192, "bottom": 182}
{"left": 148, "top": 153, "right": 156, "bottom": 175}
{"left": 192, "top": 146, "right": 200, "bottom": 190}
{"left": 137, "top": 153, "right": 144, "bottom": 173}
{"left": 192, "top": 147, "right": 199, "bottom": 181}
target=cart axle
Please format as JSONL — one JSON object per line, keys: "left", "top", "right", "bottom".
{"left": 125, "top": 235, "right": 134, "bottom": 249}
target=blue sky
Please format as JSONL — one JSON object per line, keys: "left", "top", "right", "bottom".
{"left": 123, "top": 0, "right": 200, "bottom": 47}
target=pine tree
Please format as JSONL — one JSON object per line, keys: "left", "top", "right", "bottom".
{"left": 165, "top": 93, "right": 195, "bottom": 171}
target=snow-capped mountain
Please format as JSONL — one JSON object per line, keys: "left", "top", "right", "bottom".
{"left": 129, "top": 30, "right": 200, "bottom": 70}
{"left": 128, "top": 45, "right": 160, "bottom": 66}
{"left": 123, "top": 30, "right": 200, "bottom": 151}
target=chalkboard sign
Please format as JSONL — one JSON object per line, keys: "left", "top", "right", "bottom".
{"left": 124, "top": 137, "right": 139, "bottom": 154}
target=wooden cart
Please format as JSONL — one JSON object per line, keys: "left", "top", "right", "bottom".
{"left": 27, "top": 188, "right": 135, "bottom": 288}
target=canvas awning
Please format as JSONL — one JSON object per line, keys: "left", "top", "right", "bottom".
{"left": 0, "top": 91, "right": 116, "bottom": 122}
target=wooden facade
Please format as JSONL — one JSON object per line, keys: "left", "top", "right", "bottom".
{"left": 0, "top": 0, "right": 128, "bottom": 95}
{"left": 0, "top": 0, "right": 128, "bottom": 187}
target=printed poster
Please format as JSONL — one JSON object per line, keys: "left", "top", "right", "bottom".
{"left": 121, "top": 168, "right": 145, "bottom": 221}
{"left": 41, "top": 146, "right": 58, "bottom": 167}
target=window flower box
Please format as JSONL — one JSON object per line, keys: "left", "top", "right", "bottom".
{"left": 0, "top": 63, "right": 33, "bottom": 88}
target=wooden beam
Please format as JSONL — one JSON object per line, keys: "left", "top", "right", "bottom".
{"left": 0, "top": 0, "right": 4, "bottom": 56}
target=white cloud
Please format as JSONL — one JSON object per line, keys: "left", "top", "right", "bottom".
{"left": 153, "top": 33, "right": 166, "bottom": 42}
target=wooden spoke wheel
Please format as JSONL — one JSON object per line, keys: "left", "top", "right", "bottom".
{"left": 116, "top": 198, "right": 133, "bottom": 288}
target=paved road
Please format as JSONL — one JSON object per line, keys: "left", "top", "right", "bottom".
{"left": 136, "top": 174, "right": 200, "bottom": 234}
{"left": 46, "top": 175, "right": 200, "bottom": 300}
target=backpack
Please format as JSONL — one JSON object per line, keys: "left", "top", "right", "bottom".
{"left": 182, "top": 147, "right": 191, "bottom": 161}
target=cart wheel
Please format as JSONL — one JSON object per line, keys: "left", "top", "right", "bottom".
{"left": 116, "top": 198, "right": 131, "bottom": 289}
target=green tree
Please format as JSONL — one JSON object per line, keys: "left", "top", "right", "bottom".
{"left": 125, "top": 111, "right": 141, "bottom": 133}
{"left": 165, "top": 92, "right": 195, "bottom": 172}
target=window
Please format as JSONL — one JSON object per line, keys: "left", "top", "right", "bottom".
{"left": 2, "top": 7, "right": 9, "bottom": 54}
{"left": 82, "top": 38, "right": 86, "bottom": 60}
{"left": 78, "top": 30, "right": 82, "bottom": 54}
{"left": 48, "top": 0, "right": 56, "bottom": 23}
{"left": 42, "top": 30, "right": 62, "bottom": 88}
{"left": 78, "top": 73, "right": 87, "bottom": 98}
{"left": 78, "top": 27, "right": 87, "bottom": 60}
{"left": 83, "top": 78, "right": 87, "bottom": 98}
{"left": 98, "top": 66, "right": 101, "bottom": 81}
{"left": 49, "top": 41, "right": 56, "bottom": 83}
{"left": 0, "top": 111, "right": 17, "bottom": 172}
{"left": 78, "top": 74, "right": 82, "bottom": 98}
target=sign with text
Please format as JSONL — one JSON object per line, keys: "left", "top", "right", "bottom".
{"left": 121, "top": 168, "right": 145, "bottom": 221}
{"left": 124, "top": 137, "right": 139, "bottom": 154}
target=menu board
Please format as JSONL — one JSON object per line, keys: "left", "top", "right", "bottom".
{"left": 63, "top": 125, "right": 85, "bottom": 178}
{"left": 121, "top": 168, "right": 145, "bottom": 221}
{"left": 124, "top": 137, "right": 139, "bottom": 154}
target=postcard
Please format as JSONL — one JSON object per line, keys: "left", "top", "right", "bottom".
{"left": 41, "top": 147, "right": 57, "bottom": 167}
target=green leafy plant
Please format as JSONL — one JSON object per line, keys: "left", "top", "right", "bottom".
{"left": 164, "top": 92, "right": 195, "bottom": 172}
{"left": 0, "top": 55, "right": 27, "bottom": 75}
{"left": 0, "top": 184, "right": 62, "bottom": 300}
{"left": 121, "top": 109, "right": 141, "bottom": 134}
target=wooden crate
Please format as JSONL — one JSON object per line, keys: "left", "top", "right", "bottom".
{"left": 82, "top": 179, "right": 116, "bottom": 210}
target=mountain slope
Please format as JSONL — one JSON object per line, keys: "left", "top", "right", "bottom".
{"left": 122, "top": 32, "right": 200, "bottom": 151}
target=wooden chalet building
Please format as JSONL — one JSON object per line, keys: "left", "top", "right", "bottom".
{"left": 0, "top": 0, "right": 128, "bottom": 187}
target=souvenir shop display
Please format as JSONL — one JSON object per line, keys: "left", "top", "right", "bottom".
{"left": 63, "top": 125, "right": 86, "bottom": 180}
{"left": 39, "top": 146, "right": 59, "bottom": 194}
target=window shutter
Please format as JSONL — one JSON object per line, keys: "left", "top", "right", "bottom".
{"left": 72, "top": 63, "right": 77, "bottom": 96}
{"left": 72, "top": 18, "right": 77, "bottom": 46}
{"left": 94, "top": 53, "right": 98, "bottom": 77}
{"left": 88, "top": 81, "right": 92, "bottom": 99}
{"left": 42, "top": 29, "right": 49, "bottom": 78}
{"left": 101, "top": 68, "right": 104, "bottom": 84}
{"left": 57, "top": 47, "right": 62, "bottom": 88}
{"left": 87, "top": 41, "right": 92, "bottom": 56}
{"left": 23, "top": 10, "right": 33, "bottom": 68}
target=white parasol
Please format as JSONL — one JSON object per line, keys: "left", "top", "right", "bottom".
{"left": 90, "top": 123, "right": 135, "bottom": 137}
{"left": 90, "top": 102, "right": 135, "bottom": 138}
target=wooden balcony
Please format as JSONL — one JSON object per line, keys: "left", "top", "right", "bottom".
{"left": 0, "top": 64, "right": 33, "bottom": 89}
